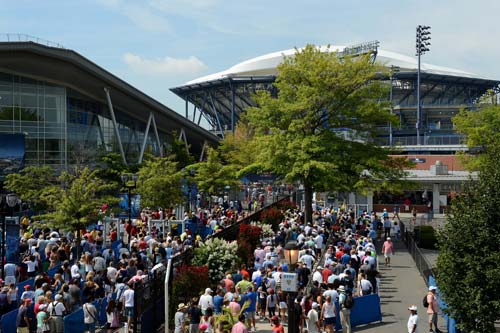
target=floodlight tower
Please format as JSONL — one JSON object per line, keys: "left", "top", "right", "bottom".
{"left": 416, "top": 25, "right": 431, "bottom": 145}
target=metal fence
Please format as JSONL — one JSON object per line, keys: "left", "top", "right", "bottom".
{"left": 0, "top": 33, "right": 65, "bottom": 48}
{"left": 400, "top": 219, "right": 436, "bottom": 284}
{"left": 132, "top": 194, "right": 293, "bottom": 332}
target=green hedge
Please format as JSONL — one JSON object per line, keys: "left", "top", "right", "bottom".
{"left": 414, "top": 225, "right": 437, "bottom": 249}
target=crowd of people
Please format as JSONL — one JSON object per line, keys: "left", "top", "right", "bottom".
{"left": 3, "top": 199, "right": 254, "bottom": 333}
{"left": 173, "top": 206, "right": 407, "bottom": 333}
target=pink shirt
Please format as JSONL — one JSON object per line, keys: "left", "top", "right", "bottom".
{"left": 427, "top": 293, "right": 439, "bottom": 314}
{"left": 231, "top": 321, "right": 248, "bottom": 333}
{"left": 382, "top": 241, "right": 394, "bottom": 254}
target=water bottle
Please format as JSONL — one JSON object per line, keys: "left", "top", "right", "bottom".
{"left": 123, "top": 322, "right": 128, "bottom": 333}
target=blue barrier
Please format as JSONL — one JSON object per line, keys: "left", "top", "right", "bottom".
{"left": 0, "top": 308, "right": 19, "bottom": 333}
{"left": 141, "top": 297, "right": 165, "bottom": 333}
{"left": 47, "top": 264, "right": 62, "bottom": 278}
{"left": 63, "top": 300, "right": 107, "bottom": 333}
{"left": 428, "top": 276, "right": 459, "bottom": 333}
{"left": 333, "top": 294, "right": 382, "bottom": 331}
{"left": 16, "top": 278, "right": 34, "bottom": 301}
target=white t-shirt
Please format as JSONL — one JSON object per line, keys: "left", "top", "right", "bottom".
{"left": 123, "top": 289, "right": 135, "bottom": 307}
{"left": 306, "top": 309, "right": 319, "bottom": 333}
{"left": 71, "top": 264, "right": 81, "bottom": 278}
{"left": 323, "top": 290, "right": 338, "bottom": 302}
{"left": 407, "top": 313, "right": 418, "bottom": 333}
{"left": 312, "top": 271, "right": 323, "bottom": 284}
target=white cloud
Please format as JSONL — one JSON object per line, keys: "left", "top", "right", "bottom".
{"left": 123, "top": 53, "right": 207, "bottom": 76}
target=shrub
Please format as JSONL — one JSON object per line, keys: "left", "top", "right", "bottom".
{"left": 193, "top": 238, "right": 239, "bottom": 284}
{"left": 414, "top": 225, "right": 437, "bottom": 249}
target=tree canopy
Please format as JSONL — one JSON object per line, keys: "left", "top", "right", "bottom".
{"left": 136, "top": 157, "right": 184, "bottom": 209}
{"left": 189, "top": 147, "right": 239, "bottom": 201}
{"left": 436, "top": 145, "right": 500, "bottom": 332}
{"left": 37, "top": 166, "right": 118, "bottom": 232}
{"left": 244, "top": 44, "right": 409, "bottom": 222}
{"left": 4, "top": 165, "right": 57, "bottom": 212}
{"left": 453, "top": 101, "right": 500, "bottom": 170}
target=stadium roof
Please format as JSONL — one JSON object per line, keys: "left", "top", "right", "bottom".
{"left": 186, "top": 45, "right": 492, "bottom": 85}
{"left": 0, "top": 40, "right": 219, "bottom": 153}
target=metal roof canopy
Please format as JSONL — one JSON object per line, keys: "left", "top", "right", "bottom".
{"left": 0, "top": 41, "right": 219, "bottom": 156}
{"left": 171, "top": 75, "right": 277, "bottom": 136}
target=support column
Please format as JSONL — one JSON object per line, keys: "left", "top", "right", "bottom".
{"left": 367, "top": 190, "right": 373, "bottom": 213}
{"left": 104, "top": 87, "right": 127, "bottom": 165}
{"left": 433, "top": 183, "right": 440, "bottom": 214}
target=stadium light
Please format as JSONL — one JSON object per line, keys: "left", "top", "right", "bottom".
{"left": 416, "top": 25, "right": 431, "bottom": 145}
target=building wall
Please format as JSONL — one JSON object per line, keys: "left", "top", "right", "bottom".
{"left": 0, "top": 72, "right": 168, "bottom": 171}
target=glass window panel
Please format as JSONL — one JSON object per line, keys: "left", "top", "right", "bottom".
{"left": 25, "top": 138, "right": 38, "bottom": 151}
{"left": 44, "top": 108, "right": 61, "bottom": 123}
{"left": 44, "top": 139, "right": 61, "bottom": 152}
{"left": 0, "top": 106, "right": 13, "bottom": 121}
{"left": 20, "top": 94, "right": 38, "bottom": 108}
{"left": 20, "top": 107, "right": 39, "bottom": 121}
{"left": 44, "top": 95, "right": 58, "bottom": 108}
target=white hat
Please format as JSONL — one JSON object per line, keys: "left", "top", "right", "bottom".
{"left": 408, "top": 305, "right": 417, "bottom": 311}
{"left": 429, "top": 286, "right": 437, "bottom": 291}
{"left": 205, "top": 288, "right": 213, "bottom": 293}
{"left": 317, "top": 266, "right": 323, "bottom": 270}
{"left": 338, "top": 285, "right": 345, "bottom": 291}
{"left": 312, "top": 302, "right": 320, "bottom": 309}
{"left": 387, "top": 237, "right": 391, "bottom": 240}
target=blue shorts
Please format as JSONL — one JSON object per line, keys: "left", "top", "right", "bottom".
{"left": 324, "top": 317, "right": 336, "bottom": 326}
{"left": 125, "top": 306, "right": 134, "bottom": 317}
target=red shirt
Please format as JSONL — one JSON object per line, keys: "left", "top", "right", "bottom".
{"left": 240, "top": 269, "right": 250, "bottom": 280}
{"left": 272, "top": 324, "right": 285, "bottom": 333}
{"left": 322, "top": 268, "right": 332, "bottom": 282}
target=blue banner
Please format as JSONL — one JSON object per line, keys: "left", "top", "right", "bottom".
{"left": 118, "top": 193, "right": 141, "bottom": 219}
{"left": 0, "top": 134, "right": 25, "bottom": 179}
{"left": 5, "top": 223, "right": 20, "bottom": 263}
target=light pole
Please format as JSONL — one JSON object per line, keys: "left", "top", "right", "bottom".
{"left": 1, "top": 193, "right": 18, "bottom": 278}
{"left": 389, "top": 65, "right": 400, "bottom": 146}
{"left": 416, "top": 25, "right": 431, "bottom": 145}
{"left": 284, "top": 241, "right": 299, "bottom": 333}
{"left": 121, "top": 173, "right": 138, "bottom": 245}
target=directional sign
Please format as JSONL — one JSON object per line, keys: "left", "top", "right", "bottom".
{"left": 281, "top": 272, "right": 298, "bottom": 292}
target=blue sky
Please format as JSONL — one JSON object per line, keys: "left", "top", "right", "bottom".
{"left": 2, "top": 0, "right": 500, "bottom": 117}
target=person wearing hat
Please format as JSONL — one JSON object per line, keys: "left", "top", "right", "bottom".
{"left": 36, "top": 303, "right": 50, "bottom": 333}
{"left": 407, "top": 305, "right": 418, "bottom": 333}
{"left": 199, "top": 288, "right": 214, "bottom": 315}
{"left": 382, "top": 237, "right": 394, "bottom": 267}
{"left": 17, "top": 298, "right": 32, "bottom": 333}
{"left": 21, "top": 285, "right": 35, "bottom": 302}
{"left": 306, "top": 302, "right": 321, "bottom": 333}
{"left": 338, "top": 285, "right": 351, "bottom": 333}
{"left": 426, "top": 286, "right": 442, "bottom": 333}
{"left": 174, "top": 303, "right": 188, "bottom": 333}
{"left": 47, "top": 294, "right": 65, "bottom": 333}
{"left": 270, "top": 315, "right": 284, "bottom": 333}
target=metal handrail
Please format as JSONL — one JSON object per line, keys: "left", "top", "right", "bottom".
{"left": 0, "top": 33, "right": 65, "bottom": 48}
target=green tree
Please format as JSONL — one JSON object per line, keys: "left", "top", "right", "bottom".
{"left": 245, "top": 44, "right": 409, "bottom": 223}
{"left": 436, "top": 146, "right": 500, "bottom": 333}
{"left": 453, "top": 102, "right": 500, "bottom": 170}
{"left": 189, "top": 147, "right": 239, "bottom": 206}
{"left": 165, "top": 137, "right": 195, "bottom": 170}
{"left": 136, "top": 157, "right": 184, "bottom": 209}
{"left": 38, "top": 167, "right": 118, "bottom": 257}
{"left": 4, "top": 166, "right": 57, "bottom": 212}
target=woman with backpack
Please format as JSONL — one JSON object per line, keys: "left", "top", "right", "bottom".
{"left": 338, "top": 286, "right": 352, "bottom": 333}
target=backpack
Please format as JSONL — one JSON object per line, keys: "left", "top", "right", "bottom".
{"left": 423, "top": 295, "right": 429, "bottom": 308}
{"left": 343, "top": 294, "right": 354, "bottom": 309}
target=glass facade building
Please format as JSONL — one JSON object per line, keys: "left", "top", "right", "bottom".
{"left": 0, "top": 73, "right": 164, "bottom": 170}
{"left": 0, "top": 41, "right": 217, "bottom": 172}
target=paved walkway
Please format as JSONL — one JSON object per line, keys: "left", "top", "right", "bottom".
{"left": 252, "top": 240, "right": 447, "bottom": 333}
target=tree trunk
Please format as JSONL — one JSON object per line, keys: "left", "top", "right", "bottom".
{"left": 304, "top": 181, "right": 313, "bottom": 225}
